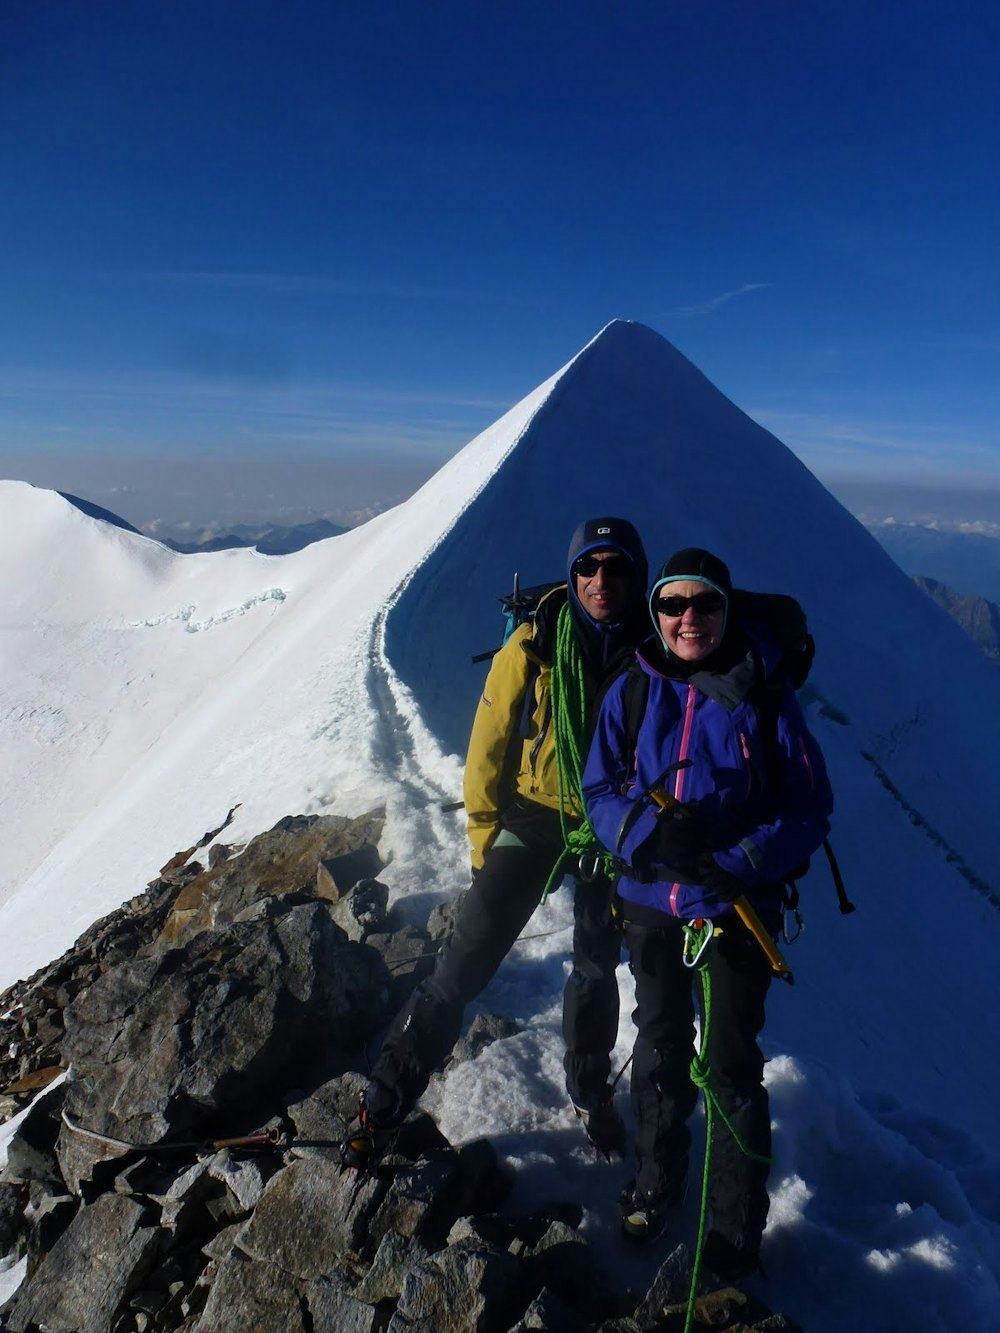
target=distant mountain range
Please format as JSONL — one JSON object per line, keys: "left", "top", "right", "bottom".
{"left": 159, "top": 517, "right": 349, "bottom": 555}
{"left": 866, "top": 520, "right": 1000, "bottom": 603}
{"left": 914, "top": 576, "right": 1000, "bottom": 666}
{"left": 58, "top": 494, "right": 349, "bottom": 554}
{"left": 57, "top": 492, "right": 1000, "bottom": 667}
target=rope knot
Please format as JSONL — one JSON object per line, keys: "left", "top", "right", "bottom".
{"left": 689, "top": 1053, "right": 712, "bottom": 1090}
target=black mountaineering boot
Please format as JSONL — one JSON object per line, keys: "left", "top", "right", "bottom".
{"left": 619, "top": 1180, "right": 668, "bottom": 1243}
{"left": 701, "top": 1230, "right": 762, "bottom": 1284}
{"left": 572, "top": 1090, "right": 627, "bottom": 1160}
{"left": 618, "top": 1172, "right": 687, "bottom": 1243}
{"left": 339, "top": 1101, "right": 397, "bottom": 1173}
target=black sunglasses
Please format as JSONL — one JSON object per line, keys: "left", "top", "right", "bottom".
{"left": 654, "top": 590, "right": 726, "bottom": 617}
{"left": 572, "top": 554, "right": 633, "bottom": 579}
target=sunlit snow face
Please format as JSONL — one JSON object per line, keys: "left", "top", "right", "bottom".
{"left": 573, "top": 547, "right": 635, "bottom": 623}
{"left": 655, "top": 579, "right": 725, "bottom": 661}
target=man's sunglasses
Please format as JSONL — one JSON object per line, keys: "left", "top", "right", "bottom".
{"left": 654, "top": 591, "right": 726, "bottom": 617}
{"left": 572, "top": 554, "right": 633, "bottom": 579}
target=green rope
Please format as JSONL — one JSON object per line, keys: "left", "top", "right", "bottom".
{"left": 684, "top": 922, "right": 714, "bottom": 1333}
{"left": 682, "top": 921, "right": 773, "bottom": 1333}
{"left": 542, "top": 605, "right": 614, "bottom": 898}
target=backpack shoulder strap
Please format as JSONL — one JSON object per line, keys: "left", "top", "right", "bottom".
{"left": 621, "top": 664, "right": 650, "bottom": 775}
{"left": 753, "top": 670, "right": 786, "bottom": 794}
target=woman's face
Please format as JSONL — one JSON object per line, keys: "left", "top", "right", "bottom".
{"left": 654, "top": 579, "right": 726, "bottom": 662}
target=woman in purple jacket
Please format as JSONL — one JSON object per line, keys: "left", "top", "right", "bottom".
{"left": 582, "top": 547, "right": 833, "bottom": 1277}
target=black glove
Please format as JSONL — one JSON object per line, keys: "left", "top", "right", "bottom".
{"left": 696, "top": 856, "right": 746, "bottom": 903}
{"left": 652, "top": 807, "right": 711, "bottom": 882}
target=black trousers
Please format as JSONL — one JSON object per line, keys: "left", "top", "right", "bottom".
{"left": 623, "top": 913, "right": 773, "bottom": 1255}
{"left": 367, "top": 844, "right": 621, "bottom": 1124}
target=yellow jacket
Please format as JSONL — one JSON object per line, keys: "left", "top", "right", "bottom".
{"left": 463, "top": 587, "right": 572, "bottom": 870}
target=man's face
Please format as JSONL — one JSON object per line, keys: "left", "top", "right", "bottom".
{"left": 572, "top": 547, "right": 635, "bottom": 623}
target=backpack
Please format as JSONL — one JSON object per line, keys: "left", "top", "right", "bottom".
{"left": 621, "top": 590, "right": 854, "bottom": 915}
{"left": 471, "top": 574, "right": 563, "bottom": 664}
{"left": 729, "top": 589, "right": 815, "bottom": 689}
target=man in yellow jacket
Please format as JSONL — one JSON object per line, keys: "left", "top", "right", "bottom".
{"left": 355, "top": 517, "right": 649, "bottom": 1160}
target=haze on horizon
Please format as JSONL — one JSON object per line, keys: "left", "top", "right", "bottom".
{"left": 12, "top": 447, "right": 1000, "bottom": 549}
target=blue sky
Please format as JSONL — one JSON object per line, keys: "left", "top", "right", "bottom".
{"left": 2, "top": 0, "right": 998, "bottom": 532}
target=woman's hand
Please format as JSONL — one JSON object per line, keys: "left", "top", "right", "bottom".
{"left": 653, "top": 809, "right": 746, "bottom": 900}
{"left": 696, "top": 857, "right": 746, "bottom": 902}
{"left": 653, "top": 807, "right": 710, "bottom": 882}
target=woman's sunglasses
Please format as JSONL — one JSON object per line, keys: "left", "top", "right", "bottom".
{"left": 572, "top": 554, "right": 633, "bottom": 579}
{"left": 654, "top": 591, "right": 726, "bottom": 617}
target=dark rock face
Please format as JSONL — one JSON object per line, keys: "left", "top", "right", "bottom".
{"left": 1, "top": 810, "right": 799, "bottom": 1332}
{"left": 391, "top": 1238, "right": 526, "bottom": 1331}
{"left": 451, "top": 1013, "right": 523, "bottom": 1068}
{"left": 915, "top": 575, "right": 1000, "bottom": 665}
{"left": 3, "top": 1192, "right": 161, "bottom": 1333}
{"left": 61, "top": 899, "right": 384, "bottom": 1147}
{"left": 0, "top": 1181, "right": 26, "bottom": 1255}
{"left": 160, "top": 809, "right": 386, "bottom": 945}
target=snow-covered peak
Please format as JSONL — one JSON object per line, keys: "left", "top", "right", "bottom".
{"left": 3, "top": 323, "right": 1000, "bottom": 1326}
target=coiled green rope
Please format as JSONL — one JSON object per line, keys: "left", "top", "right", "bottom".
{"left": 542, "top": 604, "right": 614, "bottom": 897}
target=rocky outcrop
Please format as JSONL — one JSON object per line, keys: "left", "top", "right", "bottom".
{"left": 915, "top": 574, "right": 1000, "bottom": 665}
{"left": 1, "top": 811, "right": 799, "bottom": 1332}
{"left": 159, "top": 808, "right": 386, "bottom": 946}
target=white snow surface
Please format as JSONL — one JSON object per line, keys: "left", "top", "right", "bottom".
{"left": 2, "top": 321, "right": 999, "bottom": 1328}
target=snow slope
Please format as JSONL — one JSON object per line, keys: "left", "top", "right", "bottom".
{"left": 2, "top": 321, "right": 999, "bottom": 1328}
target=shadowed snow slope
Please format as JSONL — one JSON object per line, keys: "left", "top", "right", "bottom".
{"left": 2, "top": 319, "right": 1000, "bottom": 1327}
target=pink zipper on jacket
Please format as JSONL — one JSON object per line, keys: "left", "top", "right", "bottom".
{"left": 669, "top": 684, "right": 698, "bottom": 916}
{"left": 798, "top": 734, "right": 815, "bottom": 789}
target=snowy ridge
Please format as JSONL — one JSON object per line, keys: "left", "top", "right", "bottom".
{"left": 2, "top": 321, "right": 1000, "bottom": 1327}
{"left": 0, "top": 347, "right": 561, "bottom": 926}
{"left": 125, "top": 587, "right": 288, "bottom": 632}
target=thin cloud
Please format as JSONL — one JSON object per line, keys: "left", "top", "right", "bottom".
{"left": 127, "top": 269, "right": 517, "bottom": 305}
{"left": 751, "top": 407, "right": 1000, "bottom": 480}
{"left": 0, "top": 367, "right": 512, "bottom": 414}
{"left": 0, "top": 367, "right": 501, "bottom": 462}
{"left": 665, "top": 283, "right": 770, "bottom": 319}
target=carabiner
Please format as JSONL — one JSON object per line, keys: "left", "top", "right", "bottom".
{"left": 682, "top": 918, "right": 715, "bottom": 969}
{"left": 782, "top": 905, "right": 804, "bottom": 945}
{"left": 577, "top": 850, "right": 603, "bottom": 883}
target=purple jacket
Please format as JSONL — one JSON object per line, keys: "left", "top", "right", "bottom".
{"left": 582, "top": 636, "right": 833, "bottom": 920}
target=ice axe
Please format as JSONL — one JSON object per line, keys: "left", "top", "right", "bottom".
{"left": 613, "top": 758, "right": 694, "bottom": 853}
{"left": 624, "top": 761, "right": 794, "bottom": 985}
